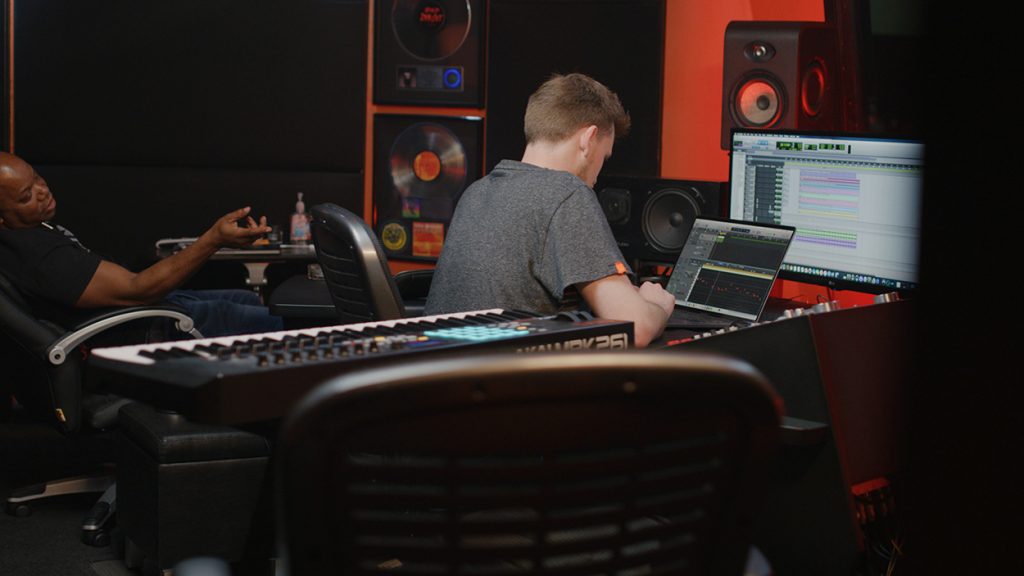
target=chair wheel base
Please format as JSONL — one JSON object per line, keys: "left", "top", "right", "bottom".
{"left": 5, "top": 501, "right": 32, "bottom": 517}
{"left": 82, "top": 528, "right": 111, "bottom": 547}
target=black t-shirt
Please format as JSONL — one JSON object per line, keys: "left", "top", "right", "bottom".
{"left": 0, "top": 223, "right": 102, "bottom": 326}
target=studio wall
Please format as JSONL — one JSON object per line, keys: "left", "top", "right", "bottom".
{"left": 11, "top": 0, "right": 369, "bottom": 269}
{"left": 660, "top": 0, "right": 825, "bottom": 183}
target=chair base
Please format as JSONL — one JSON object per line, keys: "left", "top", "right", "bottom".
{"left": 5, "top": 469, "right": 118, "bottom": 547}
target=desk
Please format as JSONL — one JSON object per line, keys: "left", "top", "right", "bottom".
{"left": 657, "top": 299, "right": 915, "bottom": 575}
{"left": 210, "top": 245, "right": 316, "bottom": 291}
{"left": 156, "top": 240, "right": 317, "bottom": 297}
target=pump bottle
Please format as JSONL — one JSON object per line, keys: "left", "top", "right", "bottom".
{"left": 290, "top": 192, "right": 311, "bottom": 244}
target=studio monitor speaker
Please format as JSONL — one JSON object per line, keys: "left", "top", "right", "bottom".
{"left": 374, "top": 0, "right": 484, "bottom": 106}
{"left": 721, "top": 21, "right": 840, "bottom": 149}
{"left": 594, "top": 176, "right": 724, "bottom": 265}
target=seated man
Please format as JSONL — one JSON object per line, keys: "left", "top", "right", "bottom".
{"left": 425, "top": 73, "right": 674, "bottom": 347}
{"left": 0, "top": 151, "right": 283, "bottom": 338}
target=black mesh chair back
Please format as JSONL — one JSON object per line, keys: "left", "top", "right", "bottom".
{"left": 277, "top": 351, "right": 781, "bottom": 576}
{"left": 309, "top": 203, "right": 404, "bottom": 323}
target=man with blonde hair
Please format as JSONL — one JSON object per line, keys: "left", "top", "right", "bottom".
{"left": 425, "top": 73, "right": 673, "bottom": 347}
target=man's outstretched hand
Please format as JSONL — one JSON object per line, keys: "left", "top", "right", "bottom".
{"left": 78, "top": 207, "right": 274, "bottom": 308}
{"left": 205, "top": 207, "right": 272, "bottom": 248}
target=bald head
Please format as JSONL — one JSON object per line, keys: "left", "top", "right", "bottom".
{"left": 0, "top": 152, "right": 56, "bottom": 229}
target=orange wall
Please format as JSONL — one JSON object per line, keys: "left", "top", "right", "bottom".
{"left": 660, "top": 0, "right": 825, "bottom": 181}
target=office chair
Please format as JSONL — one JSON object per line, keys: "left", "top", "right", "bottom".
{"left": 268, "top": 203, "right": 433, "bottom": 323}
{"left": 275, "top": 350, "right": 781, "bottom": 575}
{"left": 0, "top": 269, "right": 200, "bottom": 544}
{"left": 309, "top": 203, "right": 408, "bottom": 323}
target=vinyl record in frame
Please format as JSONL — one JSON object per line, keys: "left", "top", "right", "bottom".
{"left": 373, "top": 114, "right": 482, "bottom": 262}
{"left": 374, "top": 0, "right": 484, "bottom": 106}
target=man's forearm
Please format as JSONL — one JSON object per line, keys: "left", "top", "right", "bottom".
{"left": 632, "top": 301, "right": 671, "bottom": 348}
{"left": 580, "top": 275, "right": 673, "bottom": 348}
{"left": 126, "top": 235, "right": 220, "bottom": 303}
{"left": 78, "top": 235, "right": 219, "bottom": 307}
{"left": 76, "top": 208, "right": 268, "bottom": 308}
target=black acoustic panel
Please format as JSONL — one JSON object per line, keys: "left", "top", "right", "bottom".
{"left": 14, "top": 1, "right": 367, "bottom": 171}
{"left": 721, "top": 21, "right": 840, "bottom": 149}
{"left": 1, "top": 1, "right": 9, "bottom": 151}
{"left": 375, "top": 0, "right": 484, "bottom": 106}
{"left": 594, "top": 175, "right": 724, "bottom": 266}
{"left": 486, "top": 0, "right": 663, "bottom": 177}
{"left": 34, "top": 165, "right": 363, "bottom": 270}
{"left": 373, "top": 114, "right": 482, "bottom": 262}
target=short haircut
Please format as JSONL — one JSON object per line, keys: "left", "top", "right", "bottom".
{"left": 523, "top": 73, "right": 631, "bottom": 144}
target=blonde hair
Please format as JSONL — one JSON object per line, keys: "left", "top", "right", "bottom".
{"left": 523, "top": 73, "right": 631, "bottom": 144}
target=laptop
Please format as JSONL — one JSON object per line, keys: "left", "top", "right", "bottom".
{"left": 663, "top": 217, "right": 795, "bottom": 330}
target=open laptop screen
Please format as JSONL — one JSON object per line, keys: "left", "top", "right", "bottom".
{"left": 665, "top": 218, "right": 795, "bottom": 322}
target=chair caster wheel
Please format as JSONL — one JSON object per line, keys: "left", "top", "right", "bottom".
{"left": 82, "top": 529, "right": 111, "bottom": 547}
{"left": 5, "top": 501, "right": 32, "bottom": 517}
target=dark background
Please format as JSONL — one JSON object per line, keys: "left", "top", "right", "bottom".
{"left": 11, "top": 0, "right": 368, "bottom": 271}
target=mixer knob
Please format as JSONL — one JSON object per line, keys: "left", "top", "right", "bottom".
{"left": 874, "top": 292, "right": 901, "bottom": 304}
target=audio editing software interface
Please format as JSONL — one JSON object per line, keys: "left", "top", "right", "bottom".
{"left": 666, "top": 219, "right": 794, "bottom": 321}
{"left": 729, "top": 131, "right": 923, "bottom": 292}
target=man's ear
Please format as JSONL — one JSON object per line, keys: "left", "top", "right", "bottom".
{"left": 578, "top": 124, "right": 600, "bottom": 157}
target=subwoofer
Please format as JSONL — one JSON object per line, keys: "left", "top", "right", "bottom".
{"left": 721, "top": 21, "right": 840, "bottom": 149}
{"left": 594, "top": 176, "right": 724, "bottom": 265}
{"left": 374, "top": 0, "right": 485, "bottom": 106}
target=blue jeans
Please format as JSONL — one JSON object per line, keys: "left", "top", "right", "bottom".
{"left": 162, "top": 289, "right": 284, "bottom": 339}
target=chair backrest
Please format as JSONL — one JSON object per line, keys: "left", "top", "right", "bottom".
{"left": 277, "top": 351, "right": 781, "bottom": 576}
{"left": 0, "top": 269, "right": 83, "bottom": 432}
{"left": 309, "top": 203, "right": 404, "bottom": 323}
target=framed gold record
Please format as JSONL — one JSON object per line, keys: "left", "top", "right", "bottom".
{"left": 391, "top": 0, "right": 471, "bottom": 62}
{"left": 374, "top": 0, "right": 484, "bottom": 106}
{"left": 374, "top": 114, "right": 482, "bottom": 261}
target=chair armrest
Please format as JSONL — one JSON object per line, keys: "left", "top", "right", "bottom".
{"left": 47, "top": 306, "right": 203, "bottom": 365}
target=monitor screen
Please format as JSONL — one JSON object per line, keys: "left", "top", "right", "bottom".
{"left": 729, "top": 130, "right": 923, "bottom": 293}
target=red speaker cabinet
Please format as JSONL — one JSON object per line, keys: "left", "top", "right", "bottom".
{"left": 721, "top": 21, "right": 840, "bottom": 149}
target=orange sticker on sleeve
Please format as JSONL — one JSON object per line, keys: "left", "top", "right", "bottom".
{"left": 614, "top": 261, "right": 628, "bottom": 274}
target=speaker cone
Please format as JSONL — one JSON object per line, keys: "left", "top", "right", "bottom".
{"left": 641, "top": 188, "right": 701, "bottom": 254}
{"left": 801, "top": 59, "right": 827, "bottom": 117}
{"left": 734, "top": 76, "right": 784, "bottom": 127}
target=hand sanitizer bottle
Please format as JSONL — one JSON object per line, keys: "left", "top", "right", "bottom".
{"left": 289, "top": 192, "right": 311, "bottom": 245}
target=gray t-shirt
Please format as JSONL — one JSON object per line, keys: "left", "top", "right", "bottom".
{"left": 425, "top": 160, "right": 630, "bottom": 315}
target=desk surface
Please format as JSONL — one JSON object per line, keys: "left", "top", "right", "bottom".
{"left": 156, "top": 240, "right": 316, "bottom": 261}
{"left": 212, "top": 244, "right": 316, "bottom": 260}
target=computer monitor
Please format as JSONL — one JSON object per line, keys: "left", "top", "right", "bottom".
{"left": 729, "top": 130, "right": 923, "bottom": 294}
